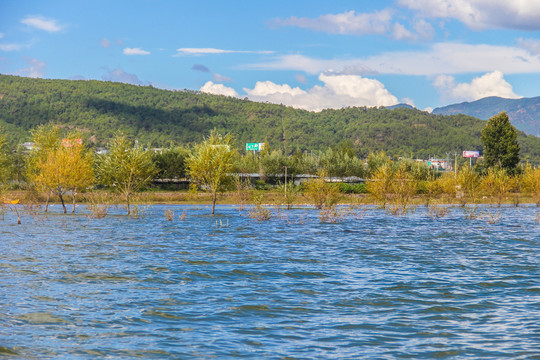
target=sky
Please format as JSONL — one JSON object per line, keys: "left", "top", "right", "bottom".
{"left": 2, "top": 0, "right": 540, "bottom": 112}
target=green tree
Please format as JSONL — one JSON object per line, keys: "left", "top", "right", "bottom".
{"left": 97, "top": 134, "right": 156, "bottom": 215}
{"left": 481, "top": 112, "right": 520, "bottom": 174}
{"left": 0, "top": 128, "right": 10, "bottom": 187}
{"left": 187, "top": 130, "right": 235, "bottom": 214}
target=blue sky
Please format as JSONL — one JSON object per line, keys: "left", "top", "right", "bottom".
{"left": 2, "top": 0, "right": 540, "bottom": 111}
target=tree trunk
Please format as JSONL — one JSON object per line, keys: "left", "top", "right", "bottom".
{"left": 72, "top": 189, "right": 77, "bottom": 213}
{"left": 211, "top": 191, "right": 217, "bottom": 215}
{"left": 126, "top": 194, "right": 131, "bottom": 215}
{"left": 59, "top": 193, "right": 67, "bottom": 214}
{"left": 44, "top": 191, "right": 51, "bottom": 212}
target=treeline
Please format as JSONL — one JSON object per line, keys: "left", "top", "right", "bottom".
{"left": 1, "top": 74, "right": 540, "bottom": 163}
{"left": 1, "top": 125, "right": 539, "bottom": 222}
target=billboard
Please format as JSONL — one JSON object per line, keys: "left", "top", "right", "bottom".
{"left": 463, "top": 151, "right": 480, "bottom": 158}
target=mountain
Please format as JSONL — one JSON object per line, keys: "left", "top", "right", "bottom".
{"left": 1, "top": 74, "right": 539, "bottom": 163}
{"left": 433, "top": 96, "right": 540, "bottom": 137}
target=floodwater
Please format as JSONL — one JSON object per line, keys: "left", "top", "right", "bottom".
{"left": 1, "top": 204, "right": 539, "bottom": 359}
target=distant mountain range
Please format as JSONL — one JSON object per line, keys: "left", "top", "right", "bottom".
{"left": 433, "top": 96, "right": 540, "bottom": 137}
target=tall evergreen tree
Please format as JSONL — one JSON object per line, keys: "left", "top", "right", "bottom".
{"left": 481, "top": 111, "right": 520, "bottom": 174}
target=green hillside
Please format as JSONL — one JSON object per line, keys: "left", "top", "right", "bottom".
{"left": 1, "top": 74, "right": 540, "bottom": 163}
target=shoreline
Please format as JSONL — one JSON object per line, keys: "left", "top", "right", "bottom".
{"left": 3, "top": 190, "right": 539, "bottom": 207}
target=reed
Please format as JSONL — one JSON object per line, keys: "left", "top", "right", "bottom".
{"left": 247, "top": 194, "right": 272, "bottom": 221}
{"left": 427, "top": 201, "right": 450, "bottom": 218}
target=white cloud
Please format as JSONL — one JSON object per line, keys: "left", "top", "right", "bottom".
{"left": 272, "top": 9, "right": 432, "bottom": 41}
{"left": 200, "top": 74, "right": 398, "bottom": 111}
{"left": 0, "top": 33, "right": 3, "bottom": 39}
{"left": 200, "top": 81, "right": 239, "bottom": 97}
{"left": 212, "top": 73, "right": 232, "bottom": 83}
{"left": 123, "top": 47, "right": 150, "bottom": 56}
{"left": 247, "top": 54, "right": 375, "bottom": 75}
{"left": 0, "top": 43, "right": 25, "bottom": 51}
{"left": 517, "top": 38, "right": 540, "bottom": 55}
{"left": 433, "top": 71, "right": 521, "bottom": 103}
{"left": 273, "top": 10, "right": 393, "bottom": 36}
{"left": 392, "top": 22, "right": 416, "bottom": 41}
{"left": 175, "top": 48, "right": 273, "bottom": 56}
{"left": 398, "top": 0, "right": 540, "bottom": 30}
{"left": 245, "top": 81, "right": 307, "bottom": 97}
{"left": 16, "top": 57, "right": 46, "bottom": 78}
{"left": 413, "top": 19, "right": 435, "bottom": 40}
{"left": 247, "top": 42, "right": 540, "bottom": 76}
{"left": 21, "top": 15, "right": 63, "bottom": 32}
{"left": 102, "top": 68, "right": 146, "bottom": 85}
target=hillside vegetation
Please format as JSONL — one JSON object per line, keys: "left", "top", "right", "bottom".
{"left": 1, "top": 74, "right": 540, "bottom": 163}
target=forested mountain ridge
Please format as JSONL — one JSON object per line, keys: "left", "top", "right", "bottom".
{"left": 1, "top": 74, "right": 540, "bottom": 163}
{"left": 433, "top": 96, "right": 540, "bottom": 137}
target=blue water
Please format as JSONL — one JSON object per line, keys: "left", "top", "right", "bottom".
{"left": 1, "top": 204, "right": 539, "bottom": 359}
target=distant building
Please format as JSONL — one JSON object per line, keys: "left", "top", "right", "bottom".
{"left": 427, "top": 158, "right": 451, "bottom": 170}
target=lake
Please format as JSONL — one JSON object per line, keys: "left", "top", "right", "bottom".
{"left": 1, "top": 204, "right": 539, "bottom": 359}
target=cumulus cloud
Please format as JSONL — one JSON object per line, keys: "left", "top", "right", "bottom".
{"left": 123, "top": 47, "right": 150, "bottom": 55}
{"left": 248, "top": 42, "right": 540, "bottom": 76}
{"left": 192, "top": 64, "right": 211, "bottom": 73}
{"left": 101, "top": 68, "right": 146, "bottom": 85}
{"left": 200, "top": 81, "right": 239, "bottom": 97}
{"left": 16, "top": 57, "right": 46, "bottom": 78}
{"left": 398, "top": 0, "right": 540, "bottom": 30}
{"left": 433, "top": 71, "right": 521, "bottom": 103}
{"left": 21, "top": 15, "right": 63, "bottom": 32}
{"left": 200, "top": 74, "right": 398, "bottom": 111}
{"left": 175, "top": 47, "right": 273, "bottom": 56}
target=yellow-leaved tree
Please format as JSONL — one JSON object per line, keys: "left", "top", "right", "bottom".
{"left": 30, "top": 128, "right": 95, "bottom": 213}
{"left": 28, "top": 125, "right": 95, "bottom": 213}
{"left": 521, "top": 164, "right": 540, "bottom": 206}
{"left": 187, "top": 130, "right": 235, "bottom": 215}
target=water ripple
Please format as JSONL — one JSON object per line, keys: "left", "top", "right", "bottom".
{"left": 1, "top": 204, "right": 539, "bottom": 358}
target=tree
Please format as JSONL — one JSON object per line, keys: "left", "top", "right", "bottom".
{"left": 521, "top": 164, "right": 540, "bottom": 206}
{"left": 481, "top": 112, "right": 520, "bottom": 174}
{"left": 97, "top": 134, "right": 156, "bottom": 215}
{"left": 34, "top": 140, "right": 95, "bottom": 213}
{"left": 0, "top": 128, "right": 10, "bottom": 187}
{"left": 187, "top": 130, "right": 235, "bottom": 214}
{"left": 304, "top": 170, "right": 341, "bottom": 210}
{"left": 481, "top": 167, "right": 517, "bottom": 207}
{"left": 26, "top": 124, "right": 62, "bottom": 211}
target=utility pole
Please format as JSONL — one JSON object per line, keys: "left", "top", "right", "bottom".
{"left": 284, "top": 166, "right": 288, "bottom": 193}
{"left": 454, "top": 152, "right": 458, "bottom": 176}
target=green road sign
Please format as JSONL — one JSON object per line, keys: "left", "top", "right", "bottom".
{"left": 246, "top": 143, "right": 264, "bottom": 151}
